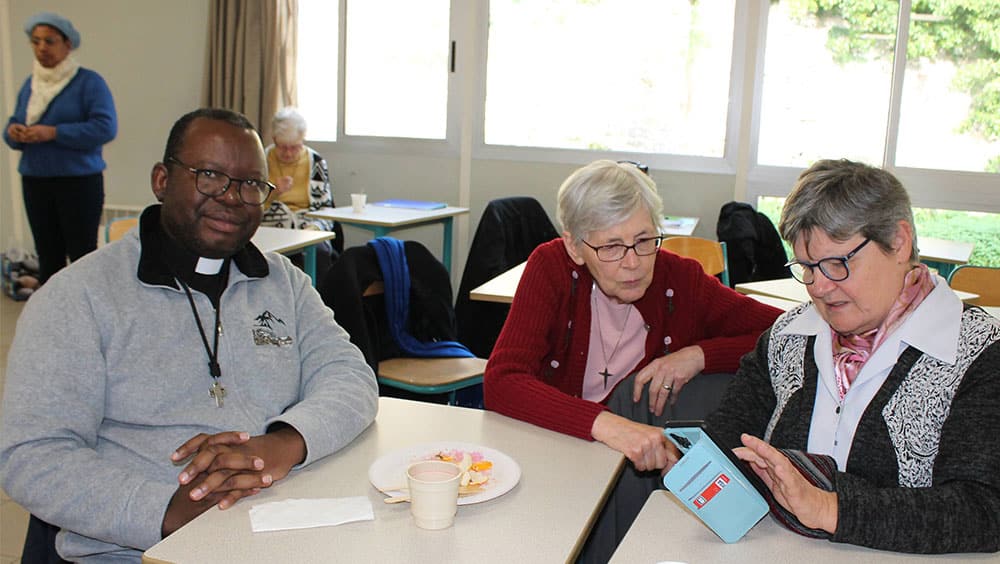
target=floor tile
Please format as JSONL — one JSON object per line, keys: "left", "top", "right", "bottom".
{"left": 0, "top": 300, "right": 26, "bottom": 562}
{"left": 0, "top": 499, "right": 29, "bottom": 561}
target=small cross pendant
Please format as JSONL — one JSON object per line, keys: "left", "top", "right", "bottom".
{"left": 209, "top": 380, "right": 226, "bottom": 407}
{"left": 599, "top": 368, "right": 613, "bottom": 389}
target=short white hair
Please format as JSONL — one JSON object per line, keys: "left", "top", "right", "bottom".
{"left": 271, "top": 107, "right": 307, "bottom": 142}
{"left": 557, "top": 160, "right": 663, "bottom": 243}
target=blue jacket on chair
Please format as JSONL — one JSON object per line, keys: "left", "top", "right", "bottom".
{"left": 369, "top": 237, "right": 472, "bottom": 359}
{"left": 320, "top": 239, "right": 469, "bottom": 375}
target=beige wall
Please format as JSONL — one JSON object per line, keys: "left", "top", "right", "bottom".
{"left": 1, "top": 0, "right": 209, "bottom": 252}
{"left": 1, "top": 0, "right": 735, "bottom": 279}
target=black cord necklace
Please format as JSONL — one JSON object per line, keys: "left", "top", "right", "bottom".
{"left": 592, "top": 281, "right": 633, "bottom": 389}
{"left": 177, "top": 278, "right": 226, "bottom": 407}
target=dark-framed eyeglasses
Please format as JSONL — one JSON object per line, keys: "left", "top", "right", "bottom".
{"left": 617, "top": 160, "right": 650, "bottom": 175}
{"left": 165, "top": 157, "right": 275, "bottom": 206}
{"left": 582, "top": 235, "right": 663, "bottom": 262}
{"left": 785, "top": 238, "right": 871, "bottom": 285}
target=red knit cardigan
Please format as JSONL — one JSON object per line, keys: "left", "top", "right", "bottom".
{"left": 484, "top": 239, "right": 782, "bottom": 440}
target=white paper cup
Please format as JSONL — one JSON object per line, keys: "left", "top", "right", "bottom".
{"left": 405, "top": 460, "right": 461, "bottom": 530}
{"left": 351, "top": 193, "right": 367, "bottom": 213}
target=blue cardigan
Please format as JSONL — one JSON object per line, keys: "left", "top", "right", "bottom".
{"left": 4, "top": 67, "right": 117, "bottom": 177}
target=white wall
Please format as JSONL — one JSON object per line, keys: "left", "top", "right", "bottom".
{"left": 1, "top": 1, "right": 736, "bottom": 281}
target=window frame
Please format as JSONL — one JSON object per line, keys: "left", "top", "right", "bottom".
{"left": 744, "top": 0, "right": 999, "bottom": 214}
{"left": 299, "top": 0, "right": 998, "bottom": 214}
{"left": 307, "top": 0, "right": 460, "bottom": 158}
{"left": 469, "top": 0, "right": 748, "bottom": 176}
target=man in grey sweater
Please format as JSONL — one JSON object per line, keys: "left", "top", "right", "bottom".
{"left": 0, "top": 108, "right": 379, "bottom": 561}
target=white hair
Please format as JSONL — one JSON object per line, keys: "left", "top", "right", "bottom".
{"left": 557, "top": 160, "right": 663, "bottom": 243}
{"left": 271, "top": 107, "right": 307, "bottom": 142}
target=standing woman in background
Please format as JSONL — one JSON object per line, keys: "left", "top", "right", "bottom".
{"left": 262, "top": 108, "right": 343, "bottom": 268}
{"left": 3, "top": 12, "right": 117, "bottom": 284}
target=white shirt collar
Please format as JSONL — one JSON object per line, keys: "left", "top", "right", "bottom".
{"left": 778, "top": 275, "right": 962, "bottom": 364}
{"left": 892, "top": 275, "right": 962, "bottom": 364}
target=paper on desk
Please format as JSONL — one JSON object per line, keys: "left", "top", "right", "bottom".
{"left": 249, "top": 496, "right": 374, "bottom": 532}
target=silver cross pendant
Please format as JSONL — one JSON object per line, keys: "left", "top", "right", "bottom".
{"left": 209, "top": 380, "right": 226, "bottom": 407}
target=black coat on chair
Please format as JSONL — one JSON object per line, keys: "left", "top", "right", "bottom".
{"left": 455, "top": 197, "right": 559, "bottom": 359}
{"left": 319, "top": 241, "right": 458, "bottom": 375}
{"left": 716, "top": 201, "right": 791, "bottom": 286}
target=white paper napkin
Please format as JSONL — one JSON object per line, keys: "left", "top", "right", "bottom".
{"left": 249, "top": 496, "right": 374, "bottom": 533}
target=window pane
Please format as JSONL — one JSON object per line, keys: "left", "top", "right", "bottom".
{"left": 896, "top": 6, "right": 1000, "bottom": 173}
{"left": 297, "top": 1, "right": 339, "bottom": 141}
{"left": 914, "top": 208, "right": 1000, "bottom": 268}
{"left": 344, "top": 0, "right": 449, "bottom": 139}
{"left": 759, "top": 196, "right": 1000, "bottom": 268}
{"left": 757, "top": 1, "right": 897, "bottom": 168}
{"left": 484, "top": 0, "right": 735, "bottom": 156}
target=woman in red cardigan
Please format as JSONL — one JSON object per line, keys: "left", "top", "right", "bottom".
{"left": 484, "top": 160, "right": 782, "bottom": 560}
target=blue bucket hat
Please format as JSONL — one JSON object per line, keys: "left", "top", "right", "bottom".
{"left": 24, "top": 12, "right": 81, "bottom": 50}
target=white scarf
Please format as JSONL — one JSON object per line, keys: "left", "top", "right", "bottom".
{"left": 26, "top": 56, "right": 80, "bottom": 125}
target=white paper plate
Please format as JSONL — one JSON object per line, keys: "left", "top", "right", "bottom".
{"left": 368, "top": 442, "right": 521, "bottom": 505}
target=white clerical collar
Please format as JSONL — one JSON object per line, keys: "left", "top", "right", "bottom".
{"left": 195, "top": 257, "right": 225, "bottom": 275}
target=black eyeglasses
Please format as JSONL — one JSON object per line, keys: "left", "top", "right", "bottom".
{"left": 617, "top": 160, "right": 650, "bottom": 175}
{"left": 582, "top": 236, "right": 663, "bottom": 262}
{"left": 165, "top": 157, "right": 275, "bottom": 206}
{"left": 785, "top": 238, "right": 871, "bottom": 285}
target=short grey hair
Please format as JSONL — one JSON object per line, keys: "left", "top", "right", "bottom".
{"left": 779, "top": 159, "right": 919, "bottom": 262}
{"left": 557, "top": 160, "right": 663, "bottom": 243}
{"left": 271, "top": 107, "right": 307, "bottom": 142}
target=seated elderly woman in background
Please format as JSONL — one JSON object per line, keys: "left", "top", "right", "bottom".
{"left": 485, "top": 159, "right": 782, "bottom": 560}
{"left": 705, "top": 159, "right": 999, "bottom": 554}
{"left": 263, "top": 107, "right": 343, "bottom": 263}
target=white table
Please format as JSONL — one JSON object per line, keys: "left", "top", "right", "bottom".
{"left": 143, "top": 398, "right": 623, "bottom": 564}
{"left": 306, "top": 205, "right": 469, "bottom": 272}
{"left": 748, "top": 293, "right": 801, "bottom": 311}
{"left": 469, "top": 262, "right": 525, "bottom": 304}
{"left": 611, "top": 490, "right": 998, "bottom": 563}
{"left": 919, "top": 237, "right": 975, "bottom": 278}
{"left": 251, "top": 226, "right": 337, "bottom": 285}
{"left": 735, "top": 278, "right": 980, "bottom": 304}
{"left": 984, "top": 306, "right": 999, "bottom": 319}
{"left": 661, "top": 216, "right": 699, "bottom": 236}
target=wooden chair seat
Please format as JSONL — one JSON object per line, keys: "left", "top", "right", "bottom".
{"left": 948, "top": 265, "right": 1000, "bottom": 306}
{"left": 378, "top": 357, "right": 487, "bottom": 392}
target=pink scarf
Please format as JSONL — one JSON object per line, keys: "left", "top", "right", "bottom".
{"left": 832, "top": 264, "right": 935, "bottom": 400}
